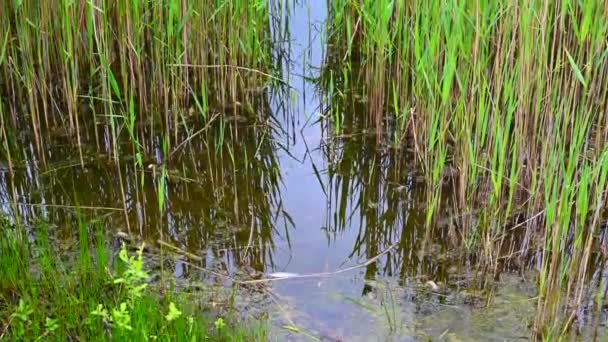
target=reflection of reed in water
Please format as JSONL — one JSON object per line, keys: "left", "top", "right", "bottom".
{"left": 317, "top": 69, "right": 463, "bottom": 289}
{"left": 0, "top": 0, "right": 295, "bottom": 277}
{"left": 0, "top": 93, "right": 290, "bottom": 279}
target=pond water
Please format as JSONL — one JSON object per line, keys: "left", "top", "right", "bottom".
{"left": 1, "top": 2, "right": 607, "bottom": 341}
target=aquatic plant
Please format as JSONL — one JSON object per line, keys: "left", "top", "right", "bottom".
{"left": 0, "top": 0, "right": 287, "bottom": 163}
{"left": 322, "top": 0, "right": 608, "bottom": 337}
{"left": 0, "top": 0, "right": 289, "bottom": 277}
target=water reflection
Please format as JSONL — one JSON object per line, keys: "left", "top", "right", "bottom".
{"left": 317, "top": 55, "right": 468, "bottom": 290}
{"left": 0, "top": 95, "right": 290, "bottom": 273}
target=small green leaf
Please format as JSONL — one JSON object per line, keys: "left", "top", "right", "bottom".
{"left": 91, "top": 304, "right": 108, "bottom": 318}
{"left": 165, "top": 302, "right": 182, "bottom": 322}
{"left": 107, "top": 69, "right": 122, "bottom": 99}
{"left": 214, "top": 317, "right": 225, "bottom": 330}
{"left": 44, "top": 317, "right": 59, "bottom": 333}
{"left": 282, "top": 324, "right": 301, "bottom": 333}
{"left": 565, "top": 49, "right": 586, "bottom": 87}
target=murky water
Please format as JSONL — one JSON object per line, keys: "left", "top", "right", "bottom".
{"left": 2, "top": 2, "right": 608, "bottom": 341}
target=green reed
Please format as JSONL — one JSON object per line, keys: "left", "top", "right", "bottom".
{"left": 0, "top": 3, "right": 288, "bottom": 338}
{"left": 323, "top": 0, "right": 608, "bottom": 337}
{"left": 0, "top": 0, "right": 284, "bottom": 161}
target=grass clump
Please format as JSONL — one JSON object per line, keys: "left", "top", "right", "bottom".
{"left": 0, "top": 217, "right": 266, "bottom": 341}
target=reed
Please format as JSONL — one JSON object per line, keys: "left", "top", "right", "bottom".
{"left": 323, "top": 0, "right": 608, "bottom": 337}
{"left": 0, "top": 0, "right": 285, "bottom": 162}
{"left": 0, "top": 3, "right": 288, "bottom": 337}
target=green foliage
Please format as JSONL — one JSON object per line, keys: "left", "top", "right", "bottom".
{"left": 0, "top": 0, "right": 285, "bottom": 161}
{"left": 165, "top": 302, "right": 182, "bottom": 322}
{"left": 214, "top": 317, "right": 226, "bottom": 331}
{"left": 323, "top": 0, "right": 608, "bottom": 338}
{"left": 0, "top": 219, "right": 265, "bottom": 341}
{"left": 114, "top": 244, "right": 149, "bottom": 301}
{"left": 10, "top": 299, "right": 33, "bottom": 338}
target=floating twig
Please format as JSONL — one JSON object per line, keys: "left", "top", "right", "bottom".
{"left": 237, "top": 241, "right": 399, "bottom": 284}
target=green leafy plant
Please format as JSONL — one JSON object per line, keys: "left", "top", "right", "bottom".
{"left": 214, "top": 317, "right": 226, "bottom": 331}
{"left": 10, "top": 299, "right": 33, "bottom": 337}
{"left": 114, "top": 243, "right": 149, "bottom": 301}
{"left": 165, "top": 302, "right": 182, "bottom": 322}
{"left": 37, "top": 317, "right": 60, "bottom": 340}
{"left": 111, "top": 303, "right": 133, "bottom": 332}
{"left": 91, "top": 244, "right": 147, "bottom": 334}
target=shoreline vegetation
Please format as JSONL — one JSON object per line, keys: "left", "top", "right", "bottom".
{"left": 1, "top": 0, "right": 608, "bottom": 340}
{"left": 0, "top": 0, "right": 289, "bottom": 165}
{"left": 1, "top": 1, "right": 286, "bottom": 339}
{"left": 0, "top": 217, "right": 268, "bottom": 341}
{"left": 322, "top": 0, "right": 608, "bottom": 338}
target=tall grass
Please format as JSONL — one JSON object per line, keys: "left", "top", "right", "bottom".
{"left": 0, "top": 0, "right": 289, "bottom": 251}
{"left": 323, "top": 0, "right": 608, "bottom": 337}
{"left": 0, "top": 0, "right": 286, "bottom": 162}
